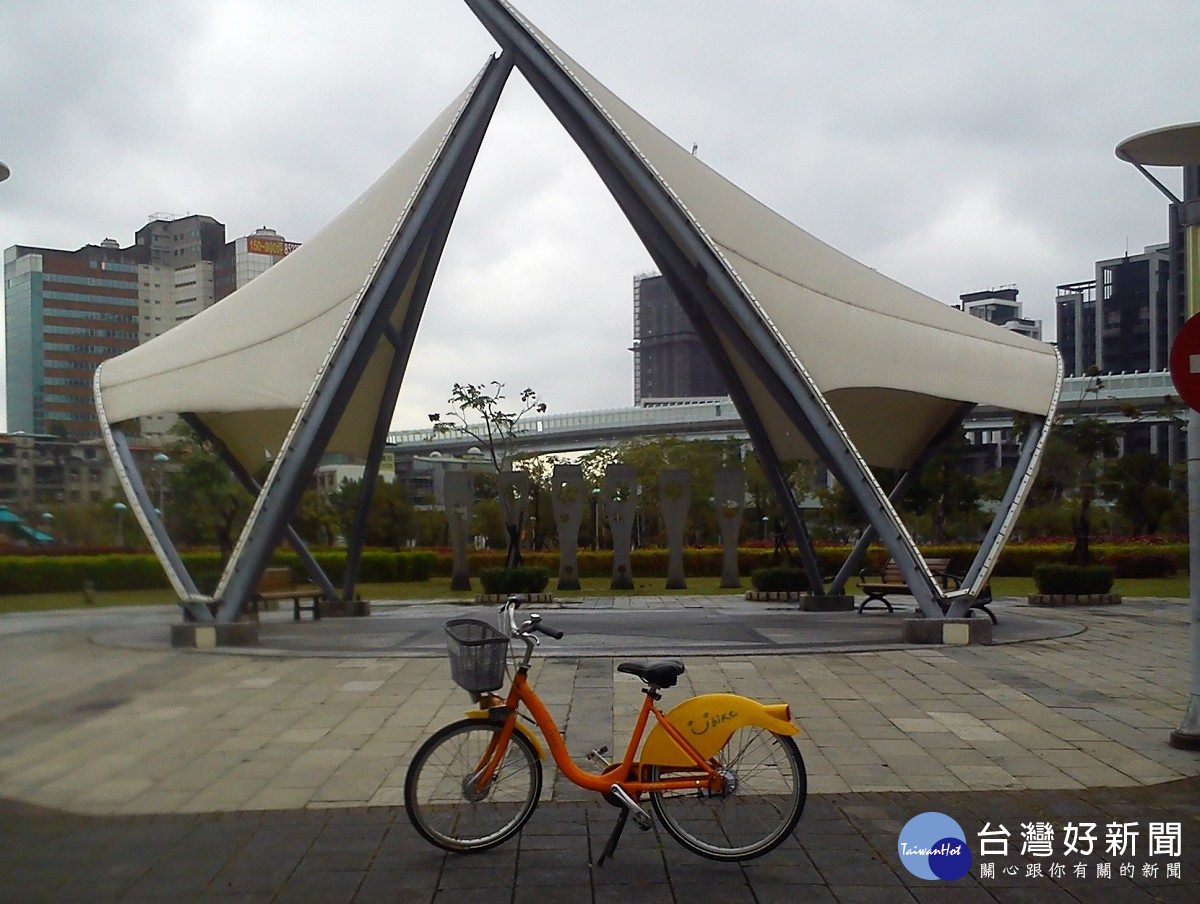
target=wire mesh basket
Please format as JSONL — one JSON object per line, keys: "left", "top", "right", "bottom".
{"left": 444, "top": 618, "right": 510, "bottom": 693}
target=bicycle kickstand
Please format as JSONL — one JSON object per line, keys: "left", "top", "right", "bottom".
{"left": 596, "top": 808, "right": 627, "bottom": 867}
{"left": 597, "top": 784, "right": 652, "bottom": 867}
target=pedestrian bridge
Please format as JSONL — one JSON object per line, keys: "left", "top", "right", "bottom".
{"left": 386, "top": 371, "right": 1179, "bottom": 458}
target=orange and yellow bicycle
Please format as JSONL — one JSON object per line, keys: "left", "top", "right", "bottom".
{"left": 404, "top": 598, "right": 806, "bottom": 863}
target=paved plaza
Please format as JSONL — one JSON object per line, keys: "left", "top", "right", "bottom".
{"left": 1, "top": 594, "right": 1199, "bottom": 902}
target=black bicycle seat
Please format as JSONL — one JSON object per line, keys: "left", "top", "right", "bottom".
{"left": 617, "top": 659, "right": 685, "bottom": 688}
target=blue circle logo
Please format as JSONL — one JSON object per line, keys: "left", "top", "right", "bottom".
{"left": 898, "top": 812, "right": 972, "bottom": 880}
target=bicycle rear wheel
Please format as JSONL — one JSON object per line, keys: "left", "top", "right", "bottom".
{"left": 405, "top": 719, "right": 542, "bottom": 852}
{"left": 649, "top": 726, "right": 806, "bottom": 861}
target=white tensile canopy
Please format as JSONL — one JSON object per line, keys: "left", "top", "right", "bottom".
{"left": 496, "top": 4, "right": 1058, "bottom": 471}
{"left": 97, "top": 71, "right": 492, "bottom": 474}
{"left": 96, "top": 0, "right": 1060, "bottom": 621}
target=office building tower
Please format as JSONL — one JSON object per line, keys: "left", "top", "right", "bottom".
{"left": 5, "top": 215, "right": 295, "bottom": 440}
{"left": 1055, "top": 244, "right": 1175, "bottom": 377}
{"left": 631, "top": 272, "right": 727, "bottom": 405}
{"left": 4, "top": 241, "right": 141, "bottom": 438}
{"left": 957, "top": 287, "right": 1042, "bottom": 340}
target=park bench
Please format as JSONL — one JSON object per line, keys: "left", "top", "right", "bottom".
{"left": 251, "top": 567, "right": 324, "bottom": 621}
{"left": 858, "top": 557, "right": 996, "bottom": 623}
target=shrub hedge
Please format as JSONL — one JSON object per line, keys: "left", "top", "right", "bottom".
{"left": 0, "top": 541, "right": 1187, "bottom": 595}
{"left": 1032, "top": 564, "right": 1116, "bottom": 595}
{"left": 0, "top": 549, "right": 437, "bottom": 595}
{"left": 479, "top": 566, "right": 551, "bottom": 595}
{"left": 750, "top": 567, "right": 810, "bottom": 593}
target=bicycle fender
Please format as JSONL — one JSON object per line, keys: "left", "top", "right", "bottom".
{"left": 639, "top": 693, "right": 798, "bottom": 767}
{"left": 464, "top": 710, "right": 546, "bottom": 760}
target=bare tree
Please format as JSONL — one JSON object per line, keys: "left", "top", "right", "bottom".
{"left": 428, "top": 382, "right": 546, "bottom": 475}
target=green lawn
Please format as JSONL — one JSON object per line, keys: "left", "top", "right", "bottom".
{"left": 0, "top": 574, "right": 1191, "bottom": 615}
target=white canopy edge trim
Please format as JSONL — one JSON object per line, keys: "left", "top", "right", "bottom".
{"left": 94, "top": 362, "right": 210, "bottom": 607}
{"left": 948, "top": 350, "right": 1064, "bottom": 603}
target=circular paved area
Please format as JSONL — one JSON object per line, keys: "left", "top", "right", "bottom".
{"left": 89, "top": 596, "right": 1083, "bottom": 658}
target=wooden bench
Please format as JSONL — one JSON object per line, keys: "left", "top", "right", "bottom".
{"left": 252, "top": 567, "right": 324, "bottom": 621}
{"left": 858, "top": 557, "right": 996, "bottom": 623}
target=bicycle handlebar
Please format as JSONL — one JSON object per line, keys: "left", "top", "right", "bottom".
{"left": 499, "top": 596, "right": 563, "bottom": 642}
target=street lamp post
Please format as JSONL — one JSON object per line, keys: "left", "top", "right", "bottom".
{"left": 592, "top": 487, "right": 601, "bottom": 551}
{"left": 1117, "top": 122, "right": 1200, "bottom": 750}
{"left": 113, "top": 502, "right": 127, "bottom": 547}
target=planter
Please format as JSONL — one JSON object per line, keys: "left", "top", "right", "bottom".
{"left": 475, "top": 592, "right": 554, "bottom": 605}
{"left": 1028, "top": 593, "right": 1122, "bottom": 607}
{"left": 743, "top": 591, "right": 854, "bottom": 611}
{"left": 745, "top": 590, "right": 805, "bottom": 602}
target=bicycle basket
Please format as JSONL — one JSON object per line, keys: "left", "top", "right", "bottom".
{"left": 444, "top": 618, "right": 509, "bottom": 693}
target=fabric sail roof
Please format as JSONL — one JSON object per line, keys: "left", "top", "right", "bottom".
{"left": 96, "top": 66, "right": 494, "bottom": 474}
{"left": 97, "top": 2, "right": 1059, "bottom": 482}
{"left": 492, "top": 0, "right": 1060, "bottom": 469}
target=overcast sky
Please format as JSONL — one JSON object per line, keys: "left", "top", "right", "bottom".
{"left": 2, "top": 0, "right": 1198, "bottom": 434}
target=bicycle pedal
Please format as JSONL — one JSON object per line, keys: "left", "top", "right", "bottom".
{"left": 587, "top": 746, "right": 611, "bottom": 767}
{"left": 608, "top": 784, "right": 653, "bottom": 831}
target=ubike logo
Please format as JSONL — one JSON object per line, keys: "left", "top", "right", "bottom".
{"left": 687, "top": 709, "right": 738, "bottom": 735}
{"left": 898, "top": 812, "right": 973, "bottom": 881}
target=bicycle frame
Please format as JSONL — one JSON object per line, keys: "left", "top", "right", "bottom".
{"left": 468, "top": 664, "right": 797, "bottom": 799}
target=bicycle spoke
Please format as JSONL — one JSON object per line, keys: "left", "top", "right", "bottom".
{"left": 650, "top": 726, "right": 806, "bottom": 861}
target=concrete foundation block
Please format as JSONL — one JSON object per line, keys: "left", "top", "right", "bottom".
{"left": 171, "top": 621, "right": 259, "bottom": 649}
{"left": 904, "top": 617, "right": 991, "bottom": 646}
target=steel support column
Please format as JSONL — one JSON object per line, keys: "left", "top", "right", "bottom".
{"left": 828, "top": 402, "right": 975, "bottom": 595}
{"left": 340, "top": 177, "right": 463, "bottom": 603}
{"left": 213, "top": 56, "right": 512, "bottom": 621}
{"left": 181, "top": 414, "right": 340, "bottom": 605}
{"left": 100, "top": 419, "right": 211, "bottom": 622}
{"left": 471, "top": 3, "right": 942, "bottom": 614}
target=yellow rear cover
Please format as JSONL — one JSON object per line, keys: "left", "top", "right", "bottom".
{"left": 639, "top": 693, "right": 798, "bottom": 768}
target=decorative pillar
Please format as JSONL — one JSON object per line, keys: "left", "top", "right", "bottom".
{"left": 715, "top": 468, "right": 744, "bottom": 588}
{"left": 604, "top": 464, "right": 637, "bottom": 590}
{"left": 444, "top": 471, "right": 475, "bottom": 591}
{"left": 552, "top": 464, "right": 584, "bottom": 590}
{"left": 659, "top": 470, "right": 690, "bottom": 589}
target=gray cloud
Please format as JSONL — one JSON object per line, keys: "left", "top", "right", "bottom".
{"left": 3, "top": 0, "right": 1197, "bottom": 431}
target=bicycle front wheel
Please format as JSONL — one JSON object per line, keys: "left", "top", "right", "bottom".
{"left": 649, "top": 726, "right": 806, "bottom": 861}
{"left": 405, "top": 719, "right": 542, "bottom": 852}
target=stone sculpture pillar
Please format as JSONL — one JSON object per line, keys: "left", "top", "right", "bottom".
{"left": 715, "top": 468, "right": 745, "bottom": 588}
{"left": 660, "top": 469, "right": 690, "bottom": 590}
{"left": 551, "top": 463, "right": 584, "bottom": 590}
{"left": 604, "top": 464, "right": 638, "bottom": 590}
{"left": 443, "top": 470, "right": 475, "bottom": 591}
{"left": 498, "top": 470, "right": 530, "bottom": 569}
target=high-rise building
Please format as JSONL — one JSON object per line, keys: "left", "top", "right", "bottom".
{"left": 5, "top": 216, "right": 295, "bottom": 440}
{"left": 631, "top": 272, "right": 727, "bottom": 405}
{"left": 214, "top": 227, "right": 297, "bottom": 301}
{"left": 4, "top": 240, "right": 142, "bottom": 438}
{"left": 957, "top": 287, "right": 1042, "bottom": 340}
{"left": 1055, "top": 244, "right": 1175, "bottom": 377}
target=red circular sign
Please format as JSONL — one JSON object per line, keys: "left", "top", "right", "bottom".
{"left": 1169, "top": 313, "right": 1200, "bottom": 412}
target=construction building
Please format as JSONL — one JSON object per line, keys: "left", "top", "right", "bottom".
{"left": 631, "top": 272, "right": 727, "bottom": 405}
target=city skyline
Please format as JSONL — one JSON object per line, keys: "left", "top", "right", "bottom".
{"left": 3, "top": 1, "right": 1198, "bottom": 433}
